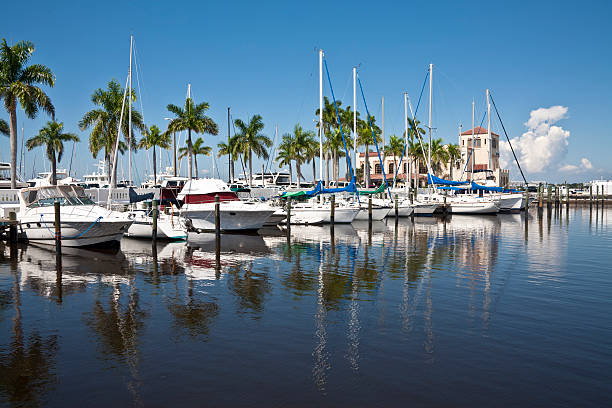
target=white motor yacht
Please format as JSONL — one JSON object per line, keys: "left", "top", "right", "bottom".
{"left": 18, "top": 185, "right": 133, "bottom": 247}
{"left": 178, "top": 178, "right": 275, "bottom": 232}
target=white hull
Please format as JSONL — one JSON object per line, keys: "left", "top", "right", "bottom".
{"left": 449, "top": 201, "right": 499, "bottom": 214}
{"left": 499, "top": 193, "right": 524, "bottom": 212}
{"left": 413, "top": 203, "right": 439, "bottom": 216}
{"left": 288, "top": 204, "right": 359, "bottom": 224}
{"left": 354, "top": 206, "right": 391, "bottom": 221}
{"left": 126, "top": 217, "right": 186, "bottom": 240}
{"left": 21, "top": 220, "right": 130, "bottom": 247}
{"left": 181, "top": 201, "right": 274, "bottom": 231}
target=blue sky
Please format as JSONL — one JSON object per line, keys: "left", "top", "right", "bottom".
{"left": 2, "top": 0, "right": 611, "bottom": 183}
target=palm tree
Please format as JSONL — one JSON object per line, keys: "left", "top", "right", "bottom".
{"left": 276, "top": 134, "right": 295, "bottom": 186}
{"left": 167, "top": 97, "right": 218, "bottom": 181}
{"left": 138, "top": 125, "right": 171, "bottom": 185}
{"left": 79, "top": 79, "right": 146, "bottom": 185}
{"left": 178, "top": 138, "right": 211, "bottom": 178}
{"left": 0, "top": 118, "right": 8, "bottom": 135}
{"left": 0, "top": 39, "right": 55, "bottom": 188}
{"left": 324, "top": 128, "right": 346, "bottom": 184}
{"left": 385, "top": 134, "right": 404, "bottom": 187}
{"left": 405, "top": 118, "right": 426, "bottom": 187}
{"left": 289, "top": 124, "right": 316, "bottom": 187}
{"left": 356, "top": 116, "right": 381, "bottom": 187}
{"left": 428, "top": 138, "right": 449, "bottom": 174}
{"left": 305, "top": 137, "right": 320, "bottom": 184}
{"left": 217, "top": 135, "right": 240, "bottom": 183}
{"left": 233, "top": 115, "right": 272, "bottom": 187}
{"left": 446, "top": 143, "right": 461, "bottom": 180}
{"left": 25, "top": 121, "right": 79, "bottom": 185}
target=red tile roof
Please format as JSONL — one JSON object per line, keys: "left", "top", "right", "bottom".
{"left": 461, "top": 126, "right": 499, "bottom": 137}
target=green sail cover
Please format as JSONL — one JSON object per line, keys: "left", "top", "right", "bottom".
{"left": 358, "top": 183, "right": 386, "bottom": 195}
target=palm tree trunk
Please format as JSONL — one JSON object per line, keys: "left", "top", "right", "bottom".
{"left": 187, "top": 129, "right": 193, "bottom": 180}
{"left": 230, "top": 159, "right": 234, "bottom": 183}
{"left": 296, "top": 160, "right": 301, "bottom": 188}
{"left": 325, "top": 152, "right": 329, "bottom": 187}
{"left": 194, "top": 154, "right": 199, "bottom": 180}
{"left": 289, "top": 162, "right": 293, "bottom": 186}
{"left": 9, "top": 103, "right": 17, "bottom": 189}
{"left": 153, "top": 147, "right": 157, "bottom": 185}
{"left": 312, "top": 159, "right": 316, "bottom": 184}
{"left": 51, "top": 150, "right": 57, "bottom": 186}
{"left": 248, "top": 149, "right": 253, "bottom": 187}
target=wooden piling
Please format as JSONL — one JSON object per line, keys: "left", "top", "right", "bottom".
{"left": 368, "top": 196, "right": 373, "bottom": 223}
{"left": 215, "top": 194, "right": 221, "bottom": 238}
{"left": 523, "top": 188, "right": 529, "bottom": 212}
{"left": 286, "top": 199, "right": 291, "bottom": 232}
{"left": 394, "top": 194, "right": 398, "bottom": 218}
{"left": 538, "top": 184, "right": 543, "bottom": 216}
{"left": 589, "top": 185, "right": 593, "bottom": 206}
{"left": 330, "top": 194, "right": 335, "bottom": 224}
{"left": 152, "top": 200, "right": 158, "bottom": 244}
{"left": 54, "top": 201, "right": 61, "bottom": 255}
{"left": 8, "top": 211, "right": 17, "bottom": 244}
{"left": 547, "top": 185, "right": 552, "bottom": 210}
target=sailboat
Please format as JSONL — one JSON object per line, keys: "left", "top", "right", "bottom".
{"left": 283, "top": 49, "right": 360, "bottom": 225}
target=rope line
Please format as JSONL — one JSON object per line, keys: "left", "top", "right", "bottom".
{"left": 40, "top": 214, "right": 103, "bottom": 240}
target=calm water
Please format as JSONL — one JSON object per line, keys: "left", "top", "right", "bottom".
{"left": 1, "top": 206, "right": 611, "bottom": 407}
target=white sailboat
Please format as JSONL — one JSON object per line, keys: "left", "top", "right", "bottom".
{"left": 285, "top": 49, "right": 360, "bottom": 225}
{"left": 125, "top": 208, "right": 187, "bottom": 240}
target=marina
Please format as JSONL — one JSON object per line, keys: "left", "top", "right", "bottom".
{"left": 3, "top": 0, "right": 612, "bottom": 406}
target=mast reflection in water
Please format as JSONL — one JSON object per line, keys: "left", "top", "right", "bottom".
{"left": 0, "top": 206, "right": 610, "bottom": 407}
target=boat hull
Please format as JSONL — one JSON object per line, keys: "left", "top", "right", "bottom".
{"left": 354, "top": 206, "right": 391, "bottom": 221}
{"left": 449, "top": 201, "right": 499, "bottom": 214}
{"left": 126, "top": 218, "right": 186, "bottom": 240}
{"left": 181, "top": 202, "right": 275, "bottom": 231}
{"left": 413, "top": 203, "right": 439, "bottom": 216}
{"left": 20, "top": 220, "right": 131, "bottom": 247}
{"left": 499, "top": 193, "right": 524, "bottom": 212}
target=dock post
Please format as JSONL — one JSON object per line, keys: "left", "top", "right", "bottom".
{"left": 286, "top": 199, "right": 291, "bottom": 234}
{"left": 330, "top": 194, "right": 335, "bottom": 224}
{"left": 152, "top": 200, "right": 158, "bottom": 244}
{"left": 443, "top": 194, "right": 448, "bottom": 216}
{"left": 395, "top": 194, "right": 399, "bottom": 218}
{"left": 215, "top": 194, "right": 221, "bottom": 240}
{"left": 368, "top": 195, "right": 373, "bottom": 223}
{"left": 54, "top": 201, "right": 62, "bottom": 255}
{"left": 8, "top": 211, "right": 17, "bottom": 244}
{"left": 589, "top": 184, "right": 593, "bottom": 206}
{"left": 547, "top": 185, "right": 552, "bottom": 211}
{"left": 596, "top": 185, "right": 599, "bottom": 207}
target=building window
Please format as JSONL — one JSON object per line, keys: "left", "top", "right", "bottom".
{"left": 388, "top": 163, "right": 394, "bottom": 174}
{"left": 419, "top": 163, "right": 427, "bottom": 174}
{"left": 462, "top": 140, "right": 464, "bottom": 146}
{"left": 375, "top": 164, "right": 382, "bottom": 174}
{"left": 474, "top": 138, "right": 481, "bottom": 147}
{"left": 492, "top": 138, "right": 497, "bottom": 149}
{"left": 403, "top": 163, "right": 407, "bottom": 173}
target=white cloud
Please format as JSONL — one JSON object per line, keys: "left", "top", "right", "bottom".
{"left": 500, "top": 106, "right": 593, "bottom": 177}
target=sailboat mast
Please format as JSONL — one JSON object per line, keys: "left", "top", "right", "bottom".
{"left": 471, "top": 99, "right": 475, "bottom": 181}
{"left": 227, "top": 106, "right": 231, "bottom": 182}
{"left": 128, "top": 34, "right": 133, "bottom": 186}
{"left": 382, "top": 96, "right": 385, "bottom": 157}
{"left": 428, "top": 63, "right": 433, "bottom": 172}
{"left": 486, "top": 88, "right": 491, "bottom": 171}
{"left": 319, "top": 49, "right": 323, "bottom": 183}
{"left": 404, "top": 92, "right": 408, "bottom": 193}
{"left": 353, "top": 67, "right": 357, "bottom": 177}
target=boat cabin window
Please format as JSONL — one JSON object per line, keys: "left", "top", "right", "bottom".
{"left": 22, "top": 185, "right": 95, "bottom": 207}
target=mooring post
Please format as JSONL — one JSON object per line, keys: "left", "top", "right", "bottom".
{"left": 596, "top": 185, "right": 600, "bottom": 207}
{"left": 330, "top": 194, "right": 335, "bottom": 224}
{"left": 286, "top": 199, "right": 291, "bottom": 232}
{"left": 394, "top": 194, "right": 399, "bottom": 218}
{"left": 368, "top": 195, "right": 373, "bottom": 223}
{"left": 215, "top": 194, "right": 221, "bottom": 240}
{"left": 152, "top": 199, "right": 158, "bottom": 244}
{"left": 589, "top": 184, "right": 593, "bottom": 206}
{"left": 547, "top": 185, "right": 552, "bottom": 211}
{"left": 54, "top": 201, "right": 62, "bottom": 255}
{"left": 8, "top": 211, "right": 17, "bottom": 244}
{"left": 524, "top": 188, "right": 529, "bottom": 212}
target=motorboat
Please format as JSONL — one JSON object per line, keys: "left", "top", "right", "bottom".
{"left": 177, "top": 178, "right": 275, "bottom": 232}
{"left": 17, "top": 185, "right": 133, "bottom": 247}
{"left": 125, "top": 208, "right": 187, "bottom": 240}
{"left": 27, "top": 169, "right": 81, "bottom": 188}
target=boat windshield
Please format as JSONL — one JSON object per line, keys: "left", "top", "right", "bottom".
{"left": 22, "top": 185, "right": 96, "bottom": 207}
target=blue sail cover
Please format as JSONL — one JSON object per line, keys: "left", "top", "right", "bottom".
{"left": 470, "top": 181, "right": 504, "bottom": 192}
{"left": 320, "top": 178, "right": 359, "bottom": 195}
{"left": 437, "top": 186, "right": 465, "bottom": 191}
{"left": 428, "top": 174, "right": 469, "bottom": 186}
{"left": 281, "top": 178, "right": 359, "bottom": 199}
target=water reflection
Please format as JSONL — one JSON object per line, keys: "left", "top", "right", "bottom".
{"left": 0, "top": 207, "right": 610, "bottom": 406}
